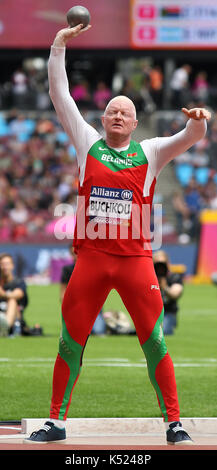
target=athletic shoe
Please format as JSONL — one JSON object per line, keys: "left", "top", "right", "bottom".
{"left": 24, "top": 421, "right": 66, "bottom": 444}
{"left": 166, "top": 421, "right": 193, "bottom": 445}
{"left": 0, "top": 313, "right": 9, "bottom": 337}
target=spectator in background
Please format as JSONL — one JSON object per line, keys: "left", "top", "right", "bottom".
{"left": 190, "top": 139, "right": 210, "bottom": 168}
{"left": 103, "top": 310, "right": 136, "bottom": 335}
{"left": 60, "top": 245, "right": 77, "bottom": 303}
{"left": 208, "top": 185, "right": 217, "bottom": 209}
{"left": 93, "top": 81, "right": 112, "bottom": 110}
{"left": 153, "top": 250, "right": 184, "bottom": 335}
{"left": 149, "top": 65, "right": 163, "bottom": 107}
{"left": 11, "top": 68, "right": 28, "bottom": 108}
{"left": 0, "top": 109, "right": 83, "bottom": 243}
{"left": 121, "top": 78, "right": 145, "bottom": 112}
{"left": 161, "top": 116, "right": 184, "bottom": 138}
{"left": 9, "top": 198, "right": 29, "bottom": 225}
{"left": 34, "top": 118, "right": 54, "bottom": 136}
{"left": 8, "top": 198, "right": 29, "bottom": 241}
{"left": 207, "top": 117, "right": 217, "bottom": 173}
{"left": 0, "top": 253, "right": 28, "bottom": 336}
{"left": 70, "top": 79, "right": 92, "bottom": 109}
{"left": 183, "top": 178, "right": 204, "bottom": 239}
{"left": 172, "top": 190, "right": 191, "bottom": 237}
{"left": 57, "top": 174, "right": 74, "bottom": 202}
{"left": 9, "top": 113, "right": 30, "bottom": 139}
{"left": 170, "top": 64, "right": 192, "bottom": 108}
{"left": 140, "top": 75, "right": 156, "bottom": 114}
{"left": 192, "top": 71, "right": 209, "bottom": 104}
{"left": 202, "top": 179, "right": 217, "bottom": 209}
{"left": 0, "top": 216, "right": 11, "bottom": 241}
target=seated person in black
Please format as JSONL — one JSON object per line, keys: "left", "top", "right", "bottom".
{"left": 0, "top": 253, "right": 28, "bottom": 336}
{"left": 153, "top": 250, "right": 184, "bottom": 335}
{"left": 60, "top": 246, "right": 77, "bottom": 303}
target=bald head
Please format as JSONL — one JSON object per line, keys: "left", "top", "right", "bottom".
{"left": 104, "top": 95, "right": 137, "bottom": 120}
{"left": 101, "top": 94, "right": 138, "bottom": 147}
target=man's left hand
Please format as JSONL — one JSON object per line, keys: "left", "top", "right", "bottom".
{"left": 182, "top": 107, "right": 211, "bottom": 121}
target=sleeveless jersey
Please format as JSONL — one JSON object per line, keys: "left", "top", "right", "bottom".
{"left": 73, "top": 137, "right": 156, "bottom": 257}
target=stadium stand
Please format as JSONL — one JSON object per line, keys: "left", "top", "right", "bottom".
{"left": 0, "top": 105, "right": 217, "bottom": 245}
{"left": 0, "top": 50, "right": 217, "bottom": 248}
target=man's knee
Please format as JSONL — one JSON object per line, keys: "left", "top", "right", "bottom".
{"left": 141, "top": 309, "right": 167, "bottom": 365}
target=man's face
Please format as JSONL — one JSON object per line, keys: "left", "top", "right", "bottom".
{"left": 0, "top": 257, "right": 14, "bottom": 278}
{"left": 101, "top": 97, "right": 138, "bottom": 140}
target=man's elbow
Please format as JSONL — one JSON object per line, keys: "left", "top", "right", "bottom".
{"left": 48, "top": 88, "right": 57, "bottom": 108}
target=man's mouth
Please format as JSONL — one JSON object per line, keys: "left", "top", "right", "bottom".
{"left": 112, "top": 123, "right": 122, "bottom": 128}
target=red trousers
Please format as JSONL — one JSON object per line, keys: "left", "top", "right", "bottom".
{"left": 50, "top": 248, "right": 180, "bottom": 422}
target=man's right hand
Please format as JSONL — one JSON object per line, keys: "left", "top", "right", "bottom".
{"left": 53, "top": 24, "right": 91, "bottom": 47}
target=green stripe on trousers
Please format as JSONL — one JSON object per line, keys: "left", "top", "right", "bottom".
{"left": 141, "top": 308, "right": 168, "bottom": 421}
{"left": 58, "top": 317, "right": 83, "bottom": 419}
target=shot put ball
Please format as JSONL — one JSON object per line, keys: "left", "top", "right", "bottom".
{"left": 66, "top": 5, "right": 91, "bottom": 29}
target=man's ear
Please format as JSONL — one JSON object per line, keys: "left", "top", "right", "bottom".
{"left": 133, "top": 119, "right": 138, "bottom": 131}
{"left": 101, "top": 115, "right": 105, "bottom": 128}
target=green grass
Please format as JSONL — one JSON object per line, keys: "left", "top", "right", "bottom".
{"left": 0, "top": 283, "right": 216, "bottom": 421}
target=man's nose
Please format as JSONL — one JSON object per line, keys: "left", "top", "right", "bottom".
{"left": 115, "top": 111, "right": 122, "bottom": 119}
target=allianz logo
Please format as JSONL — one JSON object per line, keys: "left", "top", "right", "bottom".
{"left": 121, "top": 190, "right": 133, "bottom": 200}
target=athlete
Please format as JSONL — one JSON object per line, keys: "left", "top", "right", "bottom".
{"left": 25, "top": 25, "right": 211, "bottom": 445}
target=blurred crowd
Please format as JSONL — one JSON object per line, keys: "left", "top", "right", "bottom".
{"left": 159, "top": 109, "right": 217, "bottom": 242}
{"left": 0, "top": 110, "right": 82, "bottom": 242}
{"left": 0, "top": 105, "right": 216, "bottom": 244}
{"left": 1, "top": 58, "right": 217, "bottom": 113}
{"left": 0, "top": 57, "right": 217, "bottom": 244}
{"left": 0, "top": 59, "right": 163, "bottom": 113}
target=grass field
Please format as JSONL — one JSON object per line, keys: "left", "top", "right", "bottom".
{"left": 0, "top": 283, "right": 216, "bottom": 421}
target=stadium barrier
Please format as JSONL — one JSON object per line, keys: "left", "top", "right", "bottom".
{"left": 0, "top": 243, "right": 197, "bottom": 282}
